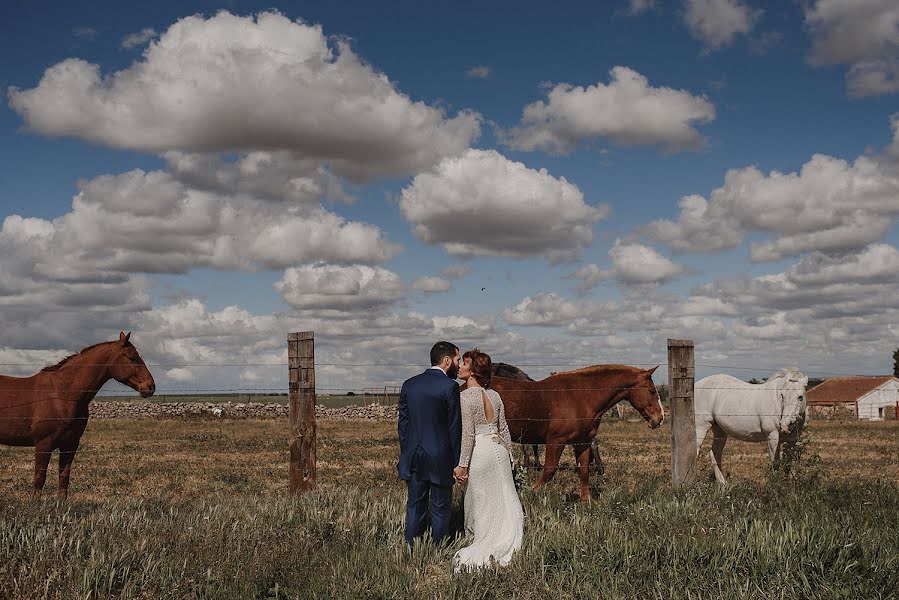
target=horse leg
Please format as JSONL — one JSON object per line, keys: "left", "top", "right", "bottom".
{"left": 767, "top": 430, "right": 782, "bottom": 468}
{"left": 532, "top": 444, "right": 542, "bottom": 469}
{"left": 694, "top": 419, "right": 713, "bottom": 458}
{"left": 590, "top": 439, "right": 604, "bottom": 475}
{"left": 32, "top": 439, "right": 54, "bottom": 499}
{"left": 709, "top": 424, "right": 728, "bottom": 485}
{"left": 574, "top": 443, "right": 593, "bottom": 501}
{"left": 533, "top": 439, "right": 565, "bottom": 491}
{"left": 57, "top": 440, "right": 80, "bottom": 499}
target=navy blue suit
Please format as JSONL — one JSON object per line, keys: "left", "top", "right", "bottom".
{"left": 398, "top": 368, "right": 462, "bottom": 545}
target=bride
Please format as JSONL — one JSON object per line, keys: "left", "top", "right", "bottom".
{"left": 452, "top": 348, "right": 524, "bottom": 571}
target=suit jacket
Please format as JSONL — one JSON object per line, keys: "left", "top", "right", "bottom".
{"left": 397, "top": 368, "right": 462, "bottom": 486}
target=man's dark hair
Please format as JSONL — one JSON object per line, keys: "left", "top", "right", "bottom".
{"left": 430, "top": 341, "right": 459, "bottom": 366}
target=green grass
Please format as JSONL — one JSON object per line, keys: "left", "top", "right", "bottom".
{"left": 1, "top": 419, "right": 897, "bottom": 599}
{"left": 1, "top": 480, "right": 897, "bottom": 599}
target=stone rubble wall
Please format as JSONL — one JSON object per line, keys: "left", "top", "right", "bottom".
{"left": 89, "top": 401, "right": 398, "bottom": 420}
{"left": 90, "top": 401, "right": 872, "bottom": 421}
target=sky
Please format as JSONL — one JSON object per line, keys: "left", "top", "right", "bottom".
{"left": 1, "top": 0, "right": 899, "bottom": 396}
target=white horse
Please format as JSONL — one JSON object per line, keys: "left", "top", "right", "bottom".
{"left": 694, "top": 368, "right": 809, "bottom": 484}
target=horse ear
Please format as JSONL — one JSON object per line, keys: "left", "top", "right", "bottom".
{"left": 646, "top": 365, "right": 659, "bottom": 376}
{"left": 119, "top": 331, "right": 131, "bottom": 345}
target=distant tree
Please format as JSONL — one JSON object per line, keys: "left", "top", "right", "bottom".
{"left": 806, "top": 378, "right": 824, "bottom": 390}
{"left": 657, "top": 384, "right": 669, "bottom": 405}
{"left": 893, "top": 348, "right": 899, "bottom": 378}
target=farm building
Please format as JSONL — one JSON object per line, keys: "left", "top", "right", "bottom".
{"left": 807, "top": 376, "right": 899, "bottom": 421}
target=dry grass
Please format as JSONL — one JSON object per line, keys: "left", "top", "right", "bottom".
{"left": 0, "top": 417, "right": 896, "bottom": 500}
{"left": 1, "top": 417, "right": 897, "bottom": 599}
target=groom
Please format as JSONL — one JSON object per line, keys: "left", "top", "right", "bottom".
{"left": 398, "top": 341, "right": 463, "bottom": 546}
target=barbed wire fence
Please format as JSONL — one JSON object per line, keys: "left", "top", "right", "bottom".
{"left": 1, "top": 333, "right": 897, "bottom": 496}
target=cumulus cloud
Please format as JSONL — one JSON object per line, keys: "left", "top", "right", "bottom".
{"left": 0, "top": 169, "right": 400, "bottom": 285}
{"left": 165, "top": 367, "right": 195, "bottom": 382}
{"left": 696, "top": 244, "right": 899, "bottom": 322}
{"left": 567, "top": 241, "right": 684, "bottom": 290}
{"left": 441, "top": 264, "right": 471, "bottom": 279}
{"left": 607, "top": 239, "right": 685, "bottom": 285}
{"left": 400, "top": 149, "right": 609, "bottom": 262}
{"left": 623, "top": 0, "right": 658, "bottom": 17}
{"left": 412, "top": 277, "right": 452, "bottom": 293}
{"left": 466, "top": 66, "right": 492, "bottom": 79}
{"left": 683, "top": 0, "right": 761, "bottom": 51}
{"left": 805, "top": 0, "right": 899, "bottom": 97}
{"left": 567, "top": 264, "right": 605, "bottom": 293}
{"left": 8, "top": 11, "right": 480, "bottom": 179}
{"left": 499, "top": 66, "right": 715, "bottom": 154}
{"left": 274, "top": 265, "right": 405, "bottom": 313}
{"left": 121, "top": 27, "right": 157, "bottom": 50}
{"left": 644, "top": 150, "right": 899, "bottom": 260}
{"left": 164, "top": 151, "right": 354, "bottom": 205}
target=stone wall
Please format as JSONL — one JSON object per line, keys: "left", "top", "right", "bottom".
{"left": 89, "top": 401, "right": 398, "bottom": 420}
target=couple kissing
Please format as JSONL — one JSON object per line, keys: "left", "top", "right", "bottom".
{"left": 397, "top": 341, "right": 523, "bottom": 571}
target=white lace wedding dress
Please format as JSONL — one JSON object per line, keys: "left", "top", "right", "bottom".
{"left": 453, "top": 386, "right": 524, "bottom": 572}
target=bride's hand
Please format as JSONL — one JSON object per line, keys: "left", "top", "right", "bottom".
{"left": 453, "top": 466, "right": 468, "bottom": 484}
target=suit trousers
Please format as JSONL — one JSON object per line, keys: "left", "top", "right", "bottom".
{"left": 405, "top": 473, "right": 453, "bottom": 545}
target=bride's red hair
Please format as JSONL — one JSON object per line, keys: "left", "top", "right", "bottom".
{"left": 464, "top": 348, "right": 492, "bottom": 389}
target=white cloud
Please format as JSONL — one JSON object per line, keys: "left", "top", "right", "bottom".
{"left": 441, "top": 264, "right": 471, "bottom": 279}
{"left": 695, "top": 244, "right": 899, "bottom": 321}
{"left": 624, "top": 0, "right": 658, "bottom": 17}
{"left": 400, "top": 149, "right": 609, "bottom": 262}
{"left": 644, "top": 150, "right": 899, "bottom": 260}
{"left": 8, "top": 11, "right": 480, "bottom": 179}
{"left": 683, "top": 0, "right": 761, "bottom": 51}
{"left": 412, "top": 277, "right": 452, "bottom": 293}
{"left": 608, "top": 239, "right": 685, "bottom": 285}
{"left": 566, "top": 241, "right": 684, "bottom": 289}
{"left": 73, "top": 27, "right": 98, "bottom": 41}
{"left": 730, "top": 312, "right": 801, "bottom": 341}
{"left": 502, "top": 293, "right": 604, "bottom": 327}
{"left": 500, "top": 66, "right": 715, "bottom": 154}
{"left": 164, "top": 151, "right": 354, "bottom": 205}
{"left": 568, "top": 264, "right": 605, "bottom": 293}
{"left": 121, "top": 27, "right": 157, "bottom": 50}
{"left": 0, "top": 169, "right": 401, "bottom": 284}
{"left": 274, "top": 265, "right": 405, "bottom": 313}
{"left": 466, "top": 66, "right": 492, "bottom": 79}
{"left": 165, "top": 368, "right": 195, "bottom": 382}
{"left": 806, "top": 0, "right": 899, "bottom": 97}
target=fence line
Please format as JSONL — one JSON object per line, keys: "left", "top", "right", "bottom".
{"left": 0, "top": 361, "right": 881, "bottom": 377}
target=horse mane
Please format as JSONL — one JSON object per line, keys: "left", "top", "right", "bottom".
{"left": 552, "top": 364, "right": 643, "bottom": 378}
{"left": 40, "top": 341, "right": 117, "bottom": 372}
{"left": 771, "top": 367, "right": 804, "bottom": 382}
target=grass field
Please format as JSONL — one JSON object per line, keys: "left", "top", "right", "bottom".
{"left": 1, "top": 418, "right": 897, "bottom": 599}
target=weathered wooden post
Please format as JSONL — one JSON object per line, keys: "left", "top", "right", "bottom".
{"left": 288, "top": 331, "right": 316, "bottom": 494}
{"left": 667, "top": 339, "right": 696, "bottom": 486}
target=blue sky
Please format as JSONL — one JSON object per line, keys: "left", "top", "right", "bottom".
{"left": 2, "top": 0, "right": 898, "bottom": 393}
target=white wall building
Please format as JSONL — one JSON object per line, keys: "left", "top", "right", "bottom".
{"left": 808, "top": 376, "right": 899, "bottom": 421}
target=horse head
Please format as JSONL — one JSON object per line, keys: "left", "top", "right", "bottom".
{"left": 626, "top": 365, "right": 664, "bottom": 429}
{"left": 777, "top": 368, "right": 808, "bottom": 435}
{"left": 108, "top": 332, "right": 156, "bottom": 398}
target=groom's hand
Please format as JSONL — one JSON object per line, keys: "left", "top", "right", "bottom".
{"left": 453, "top": 466, "right": 468, "bottom": 484}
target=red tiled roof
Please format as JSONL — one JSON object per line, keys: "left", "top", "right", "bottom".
{"left": 807, "top": 376, "right": 897, "bottom": 405}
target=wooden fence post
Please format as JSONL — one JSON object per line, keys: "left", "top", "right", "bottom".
{"left": 667, "top": 339, "right": 696, "bottom": 486}
{"left": 289, "top": 332, "right": 316, "bottom": 494}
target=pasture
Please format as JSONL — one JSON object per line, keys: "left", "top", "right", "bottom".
{"left": 1, "top": 417, "right": 898, "bottom": 599}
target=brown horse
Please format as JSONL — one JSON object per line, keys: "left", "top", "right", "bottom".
{"left": 493, "top": 364, "right": 663, "bottom": 501}
{"left": 492, "top": 363, "right": 604, "bottom": 474}
{"left": 0, "top": 332, "right": 155, "bottom": 498}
